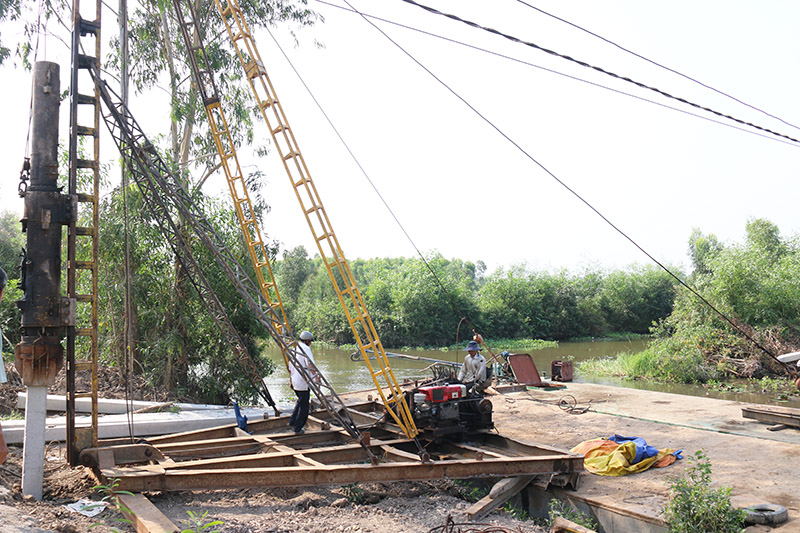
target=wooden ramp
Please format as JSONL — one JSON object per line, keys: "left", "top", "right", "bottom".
{"left": 742, "top": 404, "right": 800, "bottom": 429}
{"left": 81, "top": 402, "right": 583, "bottom": 494}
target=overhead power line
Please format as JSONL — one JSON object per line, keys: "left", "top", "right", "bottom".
{"left": 341, "top": 0, "right": 785, "bottom": 366}
{"left": 398, "top": 0, "right": 800, "bottom": 146}
{"left": 312, "top": 0, "right": 799, "bottom": 149}
{"left": 262, "top": 24, "right": 473, "bottom": 330}
{"left": 514, "top": 0, "right": 800, "bottom": 133}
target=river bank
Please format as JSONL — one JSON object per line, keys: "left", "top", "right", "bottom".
{"left": 262, "top": 338, "right": 800, "bottom": 411}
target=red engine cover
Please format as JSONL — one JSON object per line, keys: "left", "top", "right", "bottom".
{"left": 417, "top": 384, "right": 467, "bottom": 403}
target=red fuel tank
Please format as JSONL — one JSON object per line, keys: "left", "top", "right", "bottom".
{"left": 417, "top": 384, "right": 468, "bottom": 402}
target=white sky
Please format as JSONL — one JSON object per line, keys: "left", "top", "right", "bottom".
{"left": 1, "top": 0, "right": 799, "bottom": 275}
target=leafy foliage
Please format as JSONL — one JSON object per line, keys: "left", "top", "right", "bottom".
{"left": 180, "top": 510, "right": 224, "bottom": 533}
{"left": 341, "top": 482, "right": 365, "bottom": 504}
{"left": 0, "top": 278, "right": 22, "bottom": 355}
{"left": 95, "top": 188, "right": 276, "bottom": 404}
{"left": 0, "top": 210, "right": 24, "bottom": 276}
{"left": 274, "top": 247, "right": 677, "bottom": 347}
{"left": 664, "top": 450, "right": 746, "bottom": 533}
{"left": 644, "top": 218, "right": 800, "bottom": 382}
{"left": 547, "top": 499, "right": 598, "bottom": 530}
{"left": 89, "top": 478, "right": 134, "bottom": 532}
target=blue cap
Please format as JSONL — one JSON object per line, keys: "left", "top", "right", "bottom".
{"left": 465, "top": 340, "right": 482, "bottom": 351}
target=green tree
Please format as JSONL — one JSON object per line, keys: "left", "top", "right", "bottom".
{"left": 0, "top": 210, "right": 24, "bottom": 276}
{"left": 745, "top": 218, "right": 786, "bottom": 261}
{"left": 105, "top": 0, "right": 315, "bottom": 394}
{"left": 598, "top": 266, "right": 676, "bottom": 334}
{"left": 648, "top": 219, "right": 800, "bottom": 382}
{"left": 478, "top": 266, "right": 549, "bottom": 339}
{"left": 688, "top": 228, "right": 722, "bottom": 277}
{"left": 275, "top": 245, "right": 313, "bottom": 327}
{"left": 1, "top": 1, "right": 317, "bottom": 398}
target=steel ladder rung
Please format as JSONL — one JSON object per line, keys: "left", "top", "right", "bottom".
{"left": 77, "top": 54, "right": 97, "bottom": 69}
{"left": 244, "top": 60, "right": 264, "bottom": 79}
{"left": 78, "top": 18, "right": 100, "bottom": 36}
{"left": 76, "top": 158, "right": 97, "bottom": 169}
{"left": 316, "top": 232, "right": 334, "bottom": 243}
{"left": 77, "top": 94, "right": 96, "bottom": 105}
{"left": 75, "top": 125, "right": 96, "bottom": 136}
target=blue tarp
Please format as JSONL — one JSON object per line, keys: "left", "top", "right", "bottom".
{"left": 608, "top": 434, "right": 659, "bottom": 464}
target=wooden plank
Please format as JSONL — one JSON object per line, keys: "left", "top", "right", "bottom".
{"left": 380, "top": 444, "right": 423, "bottom": 462}
{"left": 767, "top": 424, "right": 790, "bottom": 432}
{"left": 550, "top": 515, "right": 597, "bottom": 533}
{"left": 119, "top": 493, "right": 179, "bottom": 533}
{"left": 743, "top": 405, "right": 800, "bottom": 416}
{"left": 438, "top": 441, "right": 508, "bottom": 460}
{"left": 742, "top": 406, "right": 800, "bottom": 428}
{"left": 466, "top": 475, "right": 534, "bottom": 521}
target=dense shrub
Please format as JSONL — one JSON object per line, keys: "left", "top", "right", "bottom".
{"left": 664, "top": 450, "right": 746, "bottom": 533}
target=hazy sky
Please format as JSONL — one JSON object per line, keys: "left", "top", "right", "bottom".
{"left": 1, "top": 0, "right": 799, "bottom": 275}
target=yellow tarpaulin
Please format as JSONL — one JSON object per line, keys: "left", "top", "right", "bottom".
{"left": 571, "top": 437, "right": 680, "bottom": 476}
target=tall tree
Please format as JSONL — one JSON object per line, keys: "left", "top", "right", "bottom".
{"left": 1, "top": 1, "right": 318, "bottom": 396}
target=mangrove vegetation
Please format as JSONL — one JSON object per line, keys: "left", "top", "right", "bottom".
{"left": 580, "top": 219, "right": 800, "bottom": 385}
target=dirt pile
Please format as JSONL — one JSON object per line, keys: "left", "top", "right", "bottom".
{"left": 150, "top": 481, "right": 546, "bottom": 532}
{"left": 0, "top": 444, "right": 108, "bottom": 532}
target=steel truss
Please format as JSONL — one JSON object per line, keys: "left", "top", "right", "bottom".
{"left": 84, "top": 401, "right": 584, "bottom": 493}
{"left": 90, "top": 69, "right": 374, "bottom": 456}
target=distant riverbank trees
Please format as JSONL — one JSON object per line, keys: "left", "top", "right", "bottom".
{"left": 11, "top": 205, "right": 795, "bottom": 398}
{"left": 274, "top": 247, "right": 678, "bottom": 347}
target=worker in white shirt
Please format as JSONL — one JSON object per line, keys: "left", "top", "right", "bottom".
{"left": 288, "top": 330, "right": 318, "bottom": 434}
{"left": 458, "top": 339, "right": 488, "bottom": 392}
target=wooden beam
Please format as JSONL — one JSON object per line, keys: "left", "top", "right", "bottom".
{"left": 438, "top": 441, "right": 507, "bottom": 460}
{"left": 550, "top": 516, "right": 597, "bottom": 533}
{"left": 119, "top": 493, "right": 179, "bottom": 533}
{"left": 742, "top": 405, "right": 800, "bottom": 428}
{"left": 380, "top": 445, "right": 423, "bottom": 463}
{"left": 466, "top": 475, "right": 534, "bottom": 521}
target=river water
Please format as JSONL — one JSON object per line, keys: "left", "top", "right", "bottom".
{"left": 262, "top": 339, "right": 800, "bottom": 410}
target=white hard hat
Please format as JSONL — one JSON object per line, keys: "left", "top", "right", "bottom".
{"left": 299, "top": 331, "right": 314, "bottom": 341}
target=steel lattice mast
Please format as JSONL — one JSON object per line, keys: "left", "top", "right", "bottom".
{"left": 91, "top": 70, "right": 376, "bottom": 459}
{"left": 214, "top": 0, "right": 419, "bottom": 440}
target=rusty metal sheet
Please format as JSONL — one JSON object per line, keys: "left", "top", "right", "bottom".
{"left": 508, "top": 353, "right": 543, "bottom": 386}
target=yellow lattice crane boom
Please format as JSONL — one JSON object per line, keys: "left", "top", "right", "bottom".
{"left": 171, "top": 0, "right": 292, "bottom": 368}
{"left": 215, "top": 0, "right": 419, "bottom": 439}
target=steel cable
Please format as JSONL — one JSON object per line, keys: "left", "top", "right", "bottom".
{"left": 399, "top": 0, "right": 800, "bottom": 146}
{"left": 345, "top": 0, "right": 789, "bottom": 372}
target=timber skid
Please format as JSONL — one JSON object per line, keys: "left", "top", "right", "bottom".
{"left": 83, "top": 401, "right": 582, "bottom": 502}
